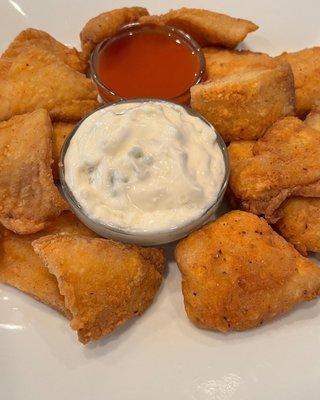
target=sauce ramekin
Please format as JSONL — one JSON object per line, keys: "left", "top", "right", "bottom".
{"left": 90, "top": 23, "right": 206, "bottom": 104}
{"left": 59, "top": 99, "right": 229, "bottom": 246}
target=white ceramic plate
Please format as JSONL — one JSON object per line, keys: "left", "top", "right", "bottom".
{"left": 1, "top": 1, "right": 320, "bottom": 399}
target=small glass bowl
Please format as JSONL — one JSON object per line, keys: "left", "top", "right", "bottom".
{"left": 59, "top": 99, "right": 229, "bottom": 246}
{"left": 90, "top": 23, "right": 206, "bottom": 104}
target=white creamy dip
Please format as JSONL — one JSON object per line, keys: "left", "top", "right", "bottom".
{"left": 64, "top": 101, "right": 225, "bottom": 233}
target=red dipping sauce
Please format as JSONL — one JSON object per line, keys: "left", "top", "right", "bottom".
{"left": 90, "top": 24, "right": 205, "bottom": 104}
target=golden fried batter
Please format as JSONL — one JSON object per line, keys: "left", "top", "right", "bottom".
{"left": 228, "top": 140, "right": 255, "bottom": 165}
{"left": 140, "top": 8, "right": 258, "bottom": 48}
{"left": 0, "top": 212, "right": 96, "bottom": 316}
{"left": 175, "top": 210, "right": 320, "bottom": 332}
{"left": 277, "top": 47, "right": 320, "bottom": 117}
{"left": 275, "top": 197, "right": 320, "bottom": 255}
{"left": 305, "top": 106, "right": 320, "bottom": 131}
{"left": 203, "top": 48, "right": 280, "bottom": 80}
{"left": 52, "top": 122, "right": 75, "bottom": 181}
{"left": 0, "top": 46, "right": 98, "bottom": 122}
{"left": 0, "top": 109, "right": 67, "bottom": 234}
{"left": 226, "top": 140, "right": 255, "bottom": 209}
{"left": 80, "top": 7, "right": 149, "bottom": 59}
{"left": 229, "top": 117, "right": 320, "bottom": 222}
{"left": 191, "top": 63, "right": 295, "bottom": 141}
{"left": 33, "top": 234, "right": 165, "bottom": 344}
{"left": 2, "top": 28, "right": 87, "bottom": 73}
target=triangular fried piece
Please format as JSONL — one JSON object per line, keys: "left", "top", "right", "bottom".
{"left": 32, "top": 235, "right": 165, "bottom": 343}
{"left": 191, "top": 63, "right": 295, "bottom": 141}
{"left": 2, "top": 28, "right": 87, "bottom": 73}
{"left": 80, "top": 7, "right": 149, "bottom": 59}
{"left": 0, "top": 211, "right": 97, "bottom": 316}
{"left": 0, "top": 46, "right": 98, "bottom": 122}
{"left": 175, "top": 210, "right": 320, "bottom": 331}
{"left": 229, "top": 117, "right": 320, "bottom": 221}
{"left": 139, "top": 8, "right": 258, "bottom": 48}
{"left": 0, "top": 109, "right": 67, "bottom": 233}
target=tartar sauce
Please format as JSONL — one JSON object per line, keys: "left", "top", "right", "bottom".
{"left": 64, "top": 101, "right": 225, "bottom": 233}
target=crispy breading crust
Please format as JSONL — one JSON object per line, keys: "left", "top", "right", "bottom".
{"left": 191, "top": 62, "right": 295, "bottom": 141}
{"left": 139, "top": 8, "right": 258, "bottom": 48}
{"left": 52, "top": 122, "right": 75, "bottom": 181}
{"left": 275, "top": 197, "right": 320, "bottom": 255}
{"left": 277, "top": 47, "right": 320, "bottom": 117}
{"left": 0, "top": 109, "right": 67, "bottom": 234}
{"left": 32, "top": 235, "right": 165, "bottom": 344}
{"left": 226, "top": 140, "right": 255, "bottom": 209}
{"left": 305, "top": 106, "right": 320, "bottom": 131}
{"left": 0, "top": 212, "right": 97, "bottom": 316}
{"left": 228, "top": 140, "right": 255, "bottom": 164}
{"left": 80, "top": 7, "right": 149, "bottom": 60}
{"left": 0, "top": 46, "right": 98, "bottom": 122}
{"left": 203, "top": 48, "right": 280, "bottom": 80}
{"left": 228, "top": 117, "right": 320, "bottom": 222}
{"left": 175, "top": 210, "right": 320, "bottom": 332}
{"left": 1, "top": 28, "right": 87, "bottom": 73}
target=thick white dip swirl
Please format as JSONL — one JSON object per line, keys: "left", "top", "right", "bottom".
{"left": 64, "top": 101, "right": 225, "bottom": 233}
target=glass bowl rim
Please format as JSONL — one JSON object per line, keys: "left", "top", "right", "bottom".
{"left": 59, "top": 98, "right": 230, "bottom": 240}
{"left": 89, "top": 22, "right": 206, "bottom": 102}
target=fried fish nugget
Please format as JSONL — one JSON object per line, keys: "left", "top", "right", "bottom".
{"left": 191, "top": 63, "right": 295, "bottom": 141}
{"left": 0, "top": 212, "right": 96, "bottom": 316}
{"left": 203, "top": 48, "right": 279, "bottom": 80}
{"left": 0, "top": 46, "right": 98, "bottom": 122}
{"left": 275, "top": 197, "right": 320, "bottom": 255}
{"left": 229, "top": 117, "right": 320, "bottom": 222}
{"left": 80, "top": 7, "right": 149, "bottom": 59}
{"left": 52, "top": 122, "right": 75, "bottom": 181}
{"left": 32, "top": 234, "right": 165, "bottom": 343}
{"left": 175, "top": 210, "right": 320, "bottom": 332}
{"left": 0, "top": 109, "right": 67, "bottom": 234}
{"left": 2, "top": 28, "right": 87, "bottom": 73}
{"left": 305, "top": 106, "right": 320, "bottom": 131}
{"left": 140, "top": 8, "right": 258, "bottom": 48}
{"left": 277, "top": 47, "right": 320, "bottom": 117}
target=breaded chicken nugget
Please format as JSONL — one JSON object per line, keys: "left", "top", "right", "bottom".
{"left": 0, "top": 46, "right": 98, "bottom": 122}
{"left": 277, "top": 47, "right": 320, "bottom": 117}
{"left": 140, "top": 8, "right": 258, "bottom": 48}
{"left": 305, "top": 106, "right": 320, "bottom": 131}
{"left": 191, "top": 63, "right": 295, "bottom": 141}
{"left": 175, "top": 210, "right": 320, "bottom": 332}
{"left": 2, "top": 28, "right": 87, "bottom": 73}
{"left": 80, "top": 7, "right": 149, "bottom": 59}
{"left": 33, "top": 234, "right": 165, "bottom": 343}
{"left": 52, "top": 122, "right": 75, "bottom": 181}
{"left": 203, "top": 48, "right": 279, "bottom": 80}
{"left": 275, "top": 197, "right": 320, "bottom": 255}
{"left": 0, "top": 212, "right": 96, "bottom": 316}
{"left": 0, "top": 109, "right": 67, "bottom": 234}
{"left": 229, "top": 117, "right": 320, "bottom": 222}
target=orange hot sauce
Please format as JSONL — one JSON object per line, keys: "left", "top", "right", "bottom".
{"left": 93, "top": 24, "right": 205, "bottom": 104}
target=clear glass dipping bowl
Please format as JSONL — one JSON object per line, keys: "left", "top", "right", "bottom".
{"left": 59, "top": 99, "right": 229, "bottom": 246}
{"left": 90, "top": 23, "right": 206, "bottom": 105}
